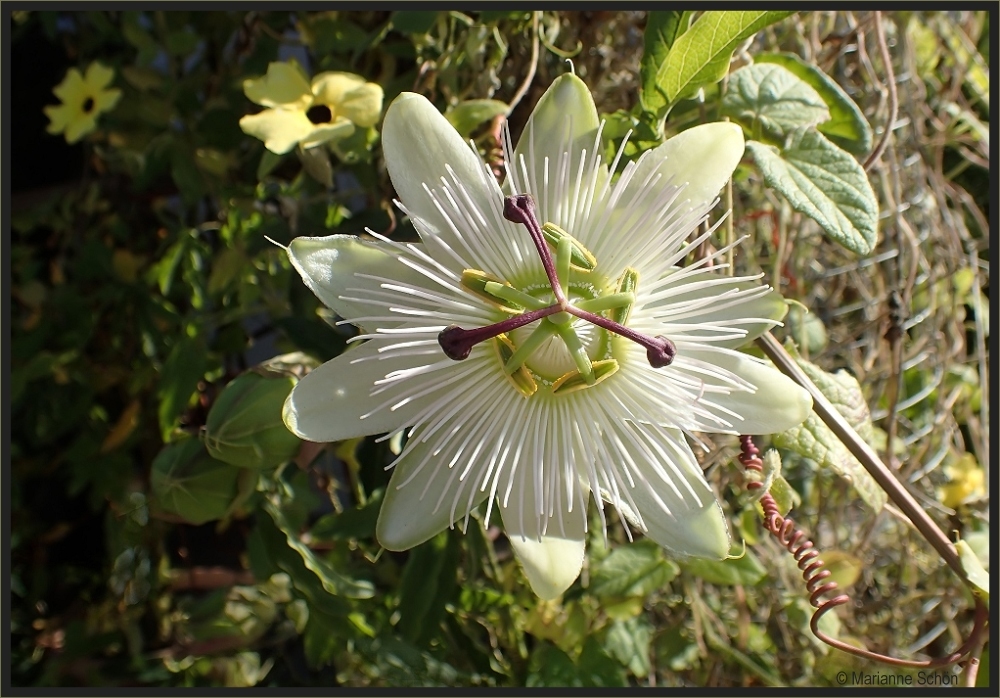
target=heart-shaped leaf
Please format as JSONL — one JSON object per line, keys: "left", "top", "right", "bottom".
{"left": 747, "top": 128, "right": 878, "bottom": 255}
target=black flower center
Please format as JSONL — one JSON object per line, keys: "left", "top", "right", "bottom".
{"left": 306, "top": 104, "right": 333, "bottom": 124}
{"left": 82, "top": 97, "right": 95, "bottom": 113}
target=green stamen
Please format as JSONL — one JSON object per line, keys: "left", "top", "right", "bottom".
{"left": 483, "top": 281, "right": 549, "bottom": 311}
{"left": 556, "top": 236, "right": 572, "bottom": 299}
{"left": 542, "top": 222, "right": 597, "bottom": 272}
{"left": 461, "top": 269, "right": 524, "bottom": 314}
{"left": 503, "top": 323, "right": 557, "bottom": 375}
{"left": 554, "top": 323, "right": 595, "bottom": 384}
{"left": 574, "top": 292, "right": 636, "bottom": 314}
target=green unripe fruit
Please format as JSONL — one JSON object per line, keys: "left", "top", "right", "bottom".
{"left": 150, "top": 439, "right": 242, "bottom": 525}
{"left": 204, "top": 372, "right": 300, "bottom": 470}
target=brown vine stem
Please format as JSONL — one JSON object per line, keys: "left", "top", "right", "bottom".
{"left": 754, "top": 331, "right": 965, "bottom": 579}
{"left": 505, "top": 11, "right": 541, "bottom": 116}
{"left": 864, "top": 11, "right": 899, "bottom": 171}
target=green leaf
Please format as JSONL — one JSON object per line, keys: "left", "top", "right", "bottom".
{"left": 307, "top": 17, "right": 370, "bottom": 54}
{"left": 445, "top": 99, "right": 508, "bottom": 139}
{"left": 257, "top": 149, "right": 283, "bottom": 180}
{"left": 746, "top": 128, "right": 878, "bottom": 256}
{"left": 396, "top": 530, "right": 460, "bottom": 645}
{"left": 165, "top": 28, "right": 199, "bottom": 56}
{"left": 207, "top": 246, "right": 247, "bottom": 295}
{"left": 659, "top": 11, "right": 796, "bottom": 104}
{"left": 392, "top": 11, "right": 438, "bottom": 35}
{"left": 605, "top": 616, "right": 652, "bottom": 678}
{"left": 681, "top": 548, "right": 767, "bottom": 586}
{"left": 771, "top": 343, "right": 887, "bottom": 512}
{"left": 819, "top": 550, "right": 863, "bottom": 590}
{"left": 352, "top": 635, "right": 475, "bottom": 686}
{"left": 639, "top": 11, "right": 694, "bottom": 116}
{"left": 309, "top": 489, "right": 383, "bottom": 542}
{"left": 527, "top": 642, "right": 579, "bottom": 687}
{"left": 577, "top": 637, "right": 628, "bottom": 687}
{"left": 274, "top": 316, "right": 347, "bottom": 363}
{"left": 149, "top": 439, "right": 241, "bottom": 525}
{"left": 265, "top": 503, "right": 375, "bottom": 599}
{"left": 723, "top": 63, "right": 830, "bottom": 136}
{"left": 589, "top": 540, "right": 679, "bottom": 598}
{"left": 755, "top": 473, "right": 801, "bottom": 519}
{"left": 246, "top": 514, "right": 350, "bottom": 619}
{"left": 956, "top": 539, "right": 990, "bottom": 603}
{"left": 296, "top": 146, "right": 333, "bottom": 188}
{"left": 171, "top": 147, "right": 207, "bottom": 205}
{"left": 157, "top": 333, "right": 208, "bottom": 439}
{"left": 757, "top": 52, "right": 873, "bottom": 154}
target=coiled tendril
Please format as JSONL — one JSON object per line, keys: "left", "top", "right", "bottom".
{"left": 739, "top": 435, "right": 987, "bottom": 677}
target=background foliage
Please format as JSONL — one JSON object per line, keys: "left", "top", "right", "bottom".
{"left": 8, "top": 10, "right": 990, "bottom": 688}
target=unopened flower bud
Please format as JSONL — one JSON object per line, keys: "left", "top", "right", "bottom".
{"left": 204, "top": 372, "right": 301, "bottom": 470}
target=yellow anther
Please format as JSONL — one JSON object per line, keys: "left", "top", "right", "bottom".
{"left": 541, "top": 223, "right": 597, "bottom": 272}
{"left": 461, "top": 269, "right": 523, "bottom": 314}
{"left": 610, "top": 267, "right": 639, "bottom": 325}
{"left": 493, "top": 336, "right": 537, "bottom": 397}
{"left": 551, "top": 359, "right": 619, "bottom": 395}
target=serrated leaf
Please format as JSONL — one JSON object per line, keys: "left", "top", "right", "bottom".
{"left": 639, "top": 11, "right": 694, "bottom": 116}
{"left": 445, "top": 99, "right": 508, "bottom": 138}
{"left": 747, "top": 128, "right": 878, "bottom": 255}
{"left": 771, "top": 345, "right": 886, "bottom": 512}
{"left": 757, "top": 52, "right": 873, "bottom": 154}
{"left": 396, "top": 530, "right": 459, "bottom": 645}
{"left": 264, "top": 503, "right": 374, "bottom": 599}
{"left": 723, "top": 63, "right": 830, "bottom": 136}
{"left": 590, "top": 540, "right": 679, "bottom": 598}
{"left": 681, "top": 548, "right": 767, "bottom": 586}
{"left": 957, "top": 540, "right": 990, "bottom": 603}
{"left": 659, "top": 11, "right": 796, "bottom": 104}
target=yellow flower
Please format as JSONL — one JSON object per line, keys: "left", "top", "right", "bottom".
{"left": 938, "top": 453, "right": 985, "bottom": 509}
{"left": 44, "top": 62, "right": 122, "bottom": 144}
{"left": 239, "top": 61, "right": 383, "bottom": 154}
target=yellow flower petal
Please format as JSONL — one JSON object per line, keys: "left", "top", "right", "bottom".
{"left": 64, "top": 113, "right": 99, "bottom": 143}
{"left": 311, "top": 72, "right": 384, "bottom": 127}
{"left": 243, "top": 61, "right": 312, "bottom": 109}
{"left": 44, "top": 103, "right": 74, "bottom": 134}
{"left": 93, "top": 87, "right": 122, "bottom": 114}
{"left": 239, "top": 108, "right": 315, "bottom": 154}
{"left": 299, "top": 118, "right": 354, "bottom": 149}
{"left": 52, "top": 68, "right": 86, "bottom": 104}
{"left": 84, "top": 62, "right": 115, "bottom": 90}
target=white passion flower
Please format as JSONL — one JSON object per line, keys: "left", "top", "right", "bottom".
{"left": 282, "top": 74, "right": 813, "bottom": 599}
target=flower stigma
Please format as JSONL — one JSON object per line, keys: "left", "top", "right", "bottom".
{"left": 438, "top": 193, "right": 677, "bottom": 395}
